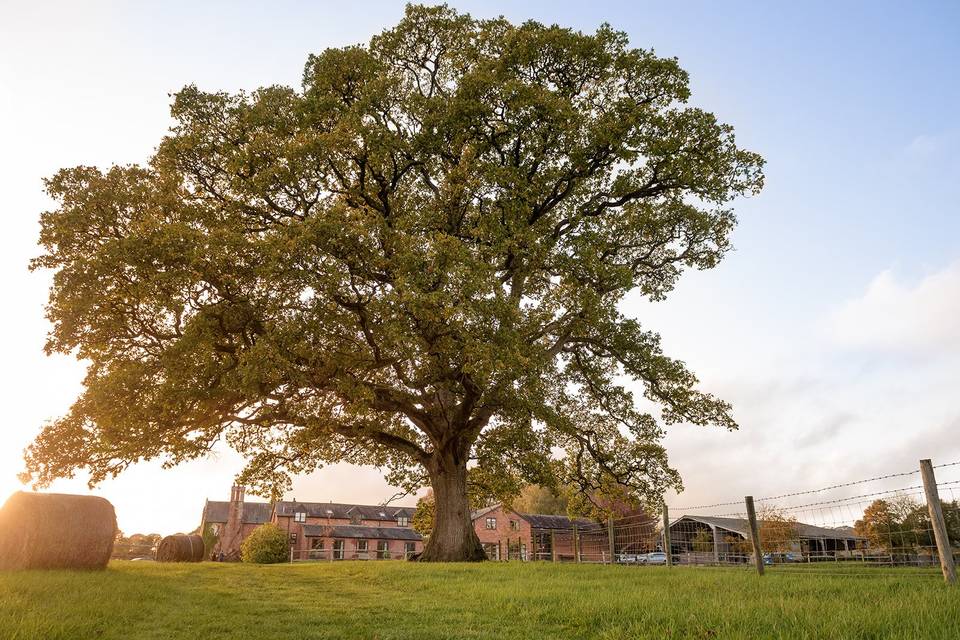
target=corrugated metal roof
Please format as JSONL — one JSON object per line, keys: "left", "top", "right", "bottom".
{"left": 674, "top": 515, "right": 864, "bottom": 540}
{"left": 301, "top": 524, "right": 422, "bottom": 541}
{"left": 274, "top": 501, "right": 415, "bottom": 521}
{"left": 202, "top": 501, "right": 273, "bottom": 525}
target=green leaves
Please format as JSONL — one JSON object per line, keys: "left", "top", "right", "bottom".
{"left": 25, "top": 4, "right": 763, "bottom": 513}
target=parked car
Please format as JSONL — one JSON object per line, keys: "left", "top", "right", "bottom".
{"left": 640, "top": 552, "right": 668, "bottom": 565}
{"left": 616, "top": 553, "right": 643, "bottom": 564}
{"left": 762, "top": 552, "right": 804, "bottom": 565}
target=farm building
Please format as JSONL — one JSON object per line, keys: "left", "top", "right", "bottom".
{"left": 201, "top": 486, "right": 274, "bottom": 559}
{"left": 200, "top": 486, "right": 422, "bottom": 560}
{"left": 668, "top": 514, "right": 865, "bottom": 563}
{"left": 275, "top": 500, "right": 421, "bottom": 560}
{"left": 472, "top": 504, "right": 607, "bottom": 561}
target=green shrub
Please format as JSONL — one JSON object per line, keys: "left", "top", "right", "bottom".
{"left": 240, "top": 524, "right": 289, "bottom": 564}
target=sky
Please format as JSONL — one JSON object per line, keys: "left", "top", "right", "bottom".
{"left": 1, "top": 1, "right": 958, "bottom": 535}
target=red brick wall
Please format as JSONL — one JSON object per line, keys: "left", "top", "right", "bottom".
{"left": 301, "top": 536, "right": 420, "bottom": 560}
{"left": 271, "top": 514, "right": 422, "bottom": 559}
{"left": 474, "top": 506, "right": 533, "bottom": 559}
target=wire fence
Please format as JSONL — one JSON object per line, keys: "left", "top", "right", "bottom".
{"left": 485, "top": 458, "right": 960, "bottom": 583}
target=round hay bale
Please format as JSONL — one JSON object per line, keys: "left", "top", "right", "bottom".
{"left": 0, "top": 492, "right": 116, "bottom": 570}
{"left": 155, "top": 534, "right": 204, "bottom": 562}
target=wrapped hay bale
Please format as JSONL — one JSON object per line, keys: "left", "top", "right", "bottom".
{"left": 155, "top": 533, "right": 204, "bottom": 562}
{"left": 0, "top": 492, "right": 116, "bottom": 570}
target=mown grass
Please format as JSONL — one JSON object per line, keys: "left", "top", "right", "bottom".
{"left": 0, "top": 561, "right": 957, "bottom": 639}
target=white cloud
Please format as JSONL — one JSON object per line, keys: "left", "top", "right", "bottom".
{"left": 905, "top": 130, "right": 958, "bottom": 159}
{"left": 827, "top": 262, "right": 960, "bottom": 354}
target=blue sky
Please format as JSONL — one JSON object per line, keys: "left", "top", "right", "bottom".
{"left": 1, "top": 1, "right": 958, "bottom": 534}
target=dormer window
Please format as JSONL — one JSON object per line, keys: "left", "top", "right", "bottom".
{"left": 350, "top": 512, "right": 361, "bottom": 525}
{"left": 396, "top": 515, "right": 409, "bottom": 527}
{"left": 294, "top": 511, "right": 306, "bottom": 523}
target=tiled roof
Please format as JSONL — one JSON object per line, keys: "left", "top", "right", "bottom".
{"left": 520, "top": 513, "right": 600, "bottom": 530}
{"left": 673, "top": 515, "right": 864, "bottom": 540}
{"left": 470, "top": 503, "right": 599, "bottom": 530}
{"left": 274, "top": 501, "right": 415, "bottom": 521}
{"left": 202, "top": 501, "right": 273, "bottom": 525}
{"left": 301, "top": 524, "right": 422, "bottom": 541}
{"left": 471, "top": 504, "right": 500, "bottom": 520}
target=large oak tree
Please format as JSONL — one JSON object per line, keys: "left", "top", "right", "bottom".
{"left": 25, "top": 5, "right": 763, "bottom": 560}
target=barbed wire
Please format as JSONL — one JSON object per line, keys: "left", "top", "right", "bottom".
{"left": 670, "top": 461, "right": 960, "bottom": 512}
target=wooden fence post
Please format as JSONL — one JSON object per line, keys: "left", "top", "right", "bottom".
{"left": 662, "top": 503, "right": 673, "bottom": 567}
{"left": 745, "top": 495, "right": 764, "bottom": 576}
{"left": 608, "top": 516, "right": 615, "bottom": 565}
{"left": 550, "top": 530, "right": 557, "bottom": 562}
{"left": 573, "top": 524, "right": 581, "bottom": 563}
{"left": 920, "top": 459, "right": 957, "bottom": 585}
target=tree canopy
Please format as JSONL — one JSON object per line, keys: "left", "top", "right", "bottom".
{"left": 24, "top": 4, "right": 763, "bottom": 560}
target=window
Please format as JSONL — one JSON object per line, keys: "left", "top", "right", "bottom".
{"left": 404, "top": 542, "right": 416, "bottom": 558}
{"left": 510, "top": 520, "right": 520, "bottom": 531}
{"left": 311, "top": 539, "right": 324, "bottom": 550}
{"left": 485, "top": 517, "right": 497, "bottom": 530}
{"left": 397, "top": 515, "right": 409, "bottom": 527}
{"left": 357, "top": 540, "right": 368, "bottom": 552}
{"left": 289, "top": 532, "right": 298, "bottom": 544}
{"left": 377, "top": 540, "right": 389, "bottom": 559}
{"left": 294, "top": 511, "right": 306, "bottom": 523}
{"left": 333, "top": 540, "right": 345, "bottom": 560}
{"left": 350, "top": 512, "right": 361, "bottom": 525}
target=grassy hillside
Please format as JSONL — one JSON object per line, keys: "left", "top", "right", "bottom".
{"left": 0, "top": 561, "right": 957, "bottom": 639}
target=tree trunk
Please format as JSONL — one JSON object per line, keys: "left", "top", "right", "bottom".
{"left": 417, "top": 450, "right": 486, "bottom": 562}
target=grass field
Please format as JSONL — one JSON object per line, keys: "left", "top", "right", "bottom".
{"left": 1, "top": 561, "right": 958, "bottom": 639}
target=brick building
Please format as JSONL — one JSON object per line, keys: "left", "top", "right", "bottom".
{"left": 472, "top": 504, "right": 604, "bottom": 561}
{"left": 200, "top": 486, "right": 422, "bottom": 560}
{"left": 201, "top": 486, "right": 274, "bottom": 560}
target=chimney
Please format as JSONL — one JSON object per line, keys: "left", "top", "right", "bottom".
{"left": 217, "top": 484, "right": 246, "bottom": 560}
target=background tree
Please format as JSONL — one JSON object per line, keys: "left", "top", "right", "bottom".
{"left": 756, "top": 506, "right": 798, "bottom": 553}
{"left": 852, "top": 495, "right": 945, "bottom": 553}
{"left": 855, "top": 499, "right": 898, "bottom": 551}
{"left": 563, "top": 477, "right": 646, "bottom": 520}
{"left": 112, "top": 532, "right": 162, "bottom": 560}
{"left": 412, "top": 491, "right": 436, "bottom": 538}
{"left": 23, "top": 5, "right": 763, "bottom": 561}
{"left": 509, "top": 484, "right": 569, "bottom": 516}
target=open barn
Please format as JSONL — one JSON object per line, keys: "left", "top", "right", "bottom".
{"left": 668, "top": 515, "right": 865, "bottom": 564}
